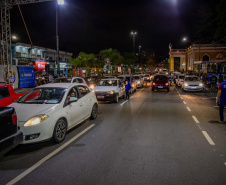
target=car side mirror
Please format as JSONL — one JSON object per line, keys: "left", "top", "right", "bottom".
{"left": 68, "top": 97, "right": 78, "bottom": 105}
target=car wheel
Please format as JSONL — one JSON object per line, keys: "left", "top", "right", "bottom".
{"left": 152, "top": 88, "right": 154, "bottom": 91}
{"left": 114, "top": 94, "right": 119, "bottom": 103}
{"left": 52, "top": 118, "right": 67, "bottom": 143}
{"left": 90, "top": 103, "right": 98, "bottom": 120}
{"left": 167, "top": 89, "right": 169, "bottom": 92}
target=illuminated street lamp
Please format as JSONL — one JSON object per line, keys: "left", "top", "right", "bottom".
{"left": 182, "top": 37, "right": 192, "bottom": 43}
{"left": 56, "top": 0, "right": 64, "bottom": 76}
{"left": 131, "top": 31, "right": 137, "bottom": 54}
{"left": 12, "top": 35, "right": 17, "bottom": 40}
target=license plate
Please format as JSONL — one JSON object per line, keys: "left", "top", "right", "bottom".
{"left": 97, "top": 96, "right": 104, "bottom": 99}
{"left": 158, "top": 86, "right": 163, "bottom": 88}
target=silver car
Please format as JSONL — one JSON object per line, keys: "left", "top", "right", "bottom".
{"left": 182, "top": 76, "right": 204, "bottom": 91}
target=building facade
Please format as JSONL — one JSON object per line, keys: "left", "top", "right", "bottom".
{"left": 6, "top": 42, "right": 73, "bottom": 76}
{"left": 169, "top": 43, "right": 226, "bottom": 74}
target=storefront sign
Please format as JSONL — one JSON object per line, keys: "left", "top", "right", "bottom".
{"left": 118, "top": 66, "right": 121, "bottom": 72}
{"left": 33, "top": 61, "right": 47, "bottom": 70}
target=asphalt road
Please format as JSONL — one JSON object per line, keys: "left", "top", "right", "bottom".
{"left": 1, "top": 84, "right": 226, "bottom": 185}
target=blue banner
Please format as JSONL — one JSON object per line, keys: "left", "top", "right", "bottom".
{"left": 18, "top": 66, "right": 36, "bottom": 88}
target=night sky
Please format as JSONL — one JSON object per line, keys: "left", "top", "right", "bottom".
{"left": 10, "top": 0, "right": 208, "bottom": 57}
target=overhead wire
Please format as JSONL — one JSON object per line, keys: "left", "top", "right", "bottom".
{"left": 17, "top": 4, "right": 33, "bottom": 47}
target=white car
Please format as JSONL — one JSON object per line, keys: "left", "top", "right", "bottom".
{"left": 134, "top": 75, "right": 144, "bottom": 88}
{"left": 176, "top": 74, "right": 185, "bottom": 86}
{"left": 182, "top": 76, "right": 204, "bottom": 91}
{"left": 143, "top": 74, "right": 151, "bottom": 82}
{"left": 10, "top": 83, "right": 98, "bottom": 144}
{"left": 93, "top": 78, "right": 125, "bottom": 103}
{"left": 52, "top": 77, "right": 86, "bottom": 84}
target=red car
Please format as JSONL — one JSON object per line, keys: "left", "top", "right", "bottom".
{"left": 152, "top": 75, "right": 170, "bottom": 92}
{"left": 0, "top": 84, "right": 26, "bottom": 106}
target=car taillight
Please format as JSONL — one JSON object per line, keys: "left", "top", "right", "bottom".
{"left": 12, "top": 111, "right": 18, "bottom": 125}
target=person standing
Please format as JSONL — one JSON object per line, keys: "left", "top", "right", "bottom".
{"left": 210, "top": 73, "right": 218, "bottom": 94}
{"left": 48, "top": 74, "right": 54, "bottom": 83}
{"left": 123, "top": 77, "right": 131, "bottom": 100}
{"left": 216, "top": 74, "right": 226, "bottom": 123}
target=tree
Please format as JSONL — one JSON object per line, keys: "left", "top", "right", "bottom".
{"left": 100, "top": 48, "right": 123, "bottom": 73}
{"left": 69, "top": 52, "right": 97, "bottom": 76}
{"left": 194, "top": 0, "right": 226, "bottom": 43}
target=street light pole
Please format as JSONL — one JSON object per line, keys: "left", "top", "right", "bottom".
{"left": 131, "top": 31, "right": 137, "bottom": 55}
{"left": 56, "top": 1, "right": 60, "bottom": 76}
{"left": 56, "top": 0, "right": 64, "bottom": 76}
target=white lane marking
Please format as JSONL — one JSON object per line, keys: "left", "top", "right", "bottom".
{"left": 6, "top": 124, "right": 95, "bottom": 185}
{"left": 179, "top": 93, "right": 181, "bottom": 96}
{"left": 180, "top": 97, "right": 183, "bottom": 100}
{"left": 202, "top": 131, "right": 215, "bottom": 146}
{"left": 130, "top": 96, "right": 133, "bottom": 99}
{"left": 192, "top": 116, "right": 200, "bottom": 124}
{"left": 187, "top": 107, "right": 191, "bottom": 112}
{"left": 120, "top": 100, "right": 128, "bottom": 105}
{"left": 224, "top": 162, "right": 226, "bottom": 166}
{"left": 183, "top": 101, "right": 186, "bottom": 104}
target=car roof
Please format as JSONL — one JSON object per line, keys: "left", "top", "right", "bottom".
{"left": 154, "top": 74, "right": 167, "bottom": 77}
{"left": 36, "top": 83, "right": 84, "bottom": 89}
{"left": 118, "top": 75, "right": 133, "bottom": 77}
{"left": 101, "top": 78, "right": 119, "bottom": 81}
{"left": 185, "top": 76, "right": 199, "bottom": 78}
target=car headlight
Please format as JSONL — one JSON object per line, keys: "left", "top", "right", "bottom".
{"left": 24, "top": 115, "right": 48, "bottom": 127}
{"left": 153, "top": 83, "right": 156, "bottom": 85}
{"left": 147, "top": 78, "right": 150, "bottom": 79}
{"left": 90, "top": 84, "right": 95, "bottom": 89}
{"left": 108, "top": 91, "right": 114, "bottom": 95}
{"left": 199, "top": 83, "right": 203, "bottom": 87}
{"left": 184, "top": 83, "right": 189, "bottom": 87}
{"left": 137, "top": 81, "right": 140, "bottom": 84}
{"left": 165, "top": 83, "right": 169, "bottom": 86}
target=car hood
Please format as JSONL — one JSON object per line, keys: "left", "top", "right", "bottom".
{"left": 185, "top": 81, "right": 202, "bottom": 85}
{"left": 10, "top": 103, "right": 58, "bottom": 122}
{"left": 93, "top": 86, "right": 117, "bottom": 92}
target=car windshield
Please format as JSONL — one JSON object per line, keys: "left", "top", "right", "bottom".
{"left": 185, "top": 77, "right": 200, "bottom": 81}
{"left": 52, "top": 78, "right": 72, "bottom": 83}
{"left": 134, "top": 76, "right": 140, "bottom": 79}
{"left": 179, "top": 76, "right": 185, "bottom": 79}
{"left": 18, "top": 88, "right": 67, "bottom": 104}
{"left": 154, "top": 76, "right": 168, "bottom": 81}
{"left": 97, "top": 80, "right": 117, "bottom": 86}
{"left": 0, "top": 86, "right": 10, "bottom": 99}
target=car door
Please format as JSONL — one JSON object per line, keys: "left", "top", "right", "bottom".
{"left": 77, "top": 85, "right": 92, "bottom": 119}
{"left": 64, "top": 87, "right": 84, "bottom": 129}
{"left": 118, "top": 80, "right": 124, "bottom": 97}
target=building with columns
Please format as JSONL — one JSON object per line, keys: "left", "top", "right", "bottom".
{"left": 169, "top": 43, "right": 226, "bottom": 74}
